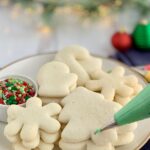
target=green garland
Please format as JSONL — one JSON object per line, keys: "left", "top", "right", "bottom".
{"left": 10, "top": 0, "right": 150, "bottom": 23}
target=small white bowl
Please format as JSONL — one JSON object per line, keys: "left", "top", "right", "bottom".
{"left": 0, "top": 75, "right": 38, "bottom": 123}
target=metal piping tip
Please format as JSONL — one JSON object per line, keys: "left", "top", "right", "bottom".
{"left": 101, "top": 122, "right": 117, "bottom": 132}
{"left": 95, "top": 122, "right": 117, "bottom": 135}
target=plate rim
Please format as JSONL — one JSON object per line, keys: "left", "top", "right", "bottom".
{"left": 0, "top": 52, "right": 149, "bottom": 150}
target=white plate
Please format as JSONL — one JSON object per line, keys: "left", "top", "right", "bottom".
{"left": 0, "top": 53, "right": 149, "bottom": 150}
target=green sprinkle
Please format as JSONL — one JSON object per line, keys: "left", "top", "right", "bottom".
{"left": 2, "top": 94, "right": 6, "bottom": 100}
{"left": 11, "top": 86, "right": 17, "bottom": 91}
{"left": 9, "top": 96, "right": 15, "bottom": 101}
{"left": 94, "top": 128, "right": 101, "bottom": 135}
{"left": 8, "top": 87, "right": 12, "bottom": 90}
{"left": 6, "top": 83, "right": 13, "bottom": 87}
{"left": 6, "top": 100, "right": 13, "bottom": 105}
{"left": 20, "top": 87, "right": 25, "bottom": 93}
{"left": 10, "top": 79, "right": 16, "bottom": 84}
{"left": 25, "top": 95, "right": 30, "bottom": 100}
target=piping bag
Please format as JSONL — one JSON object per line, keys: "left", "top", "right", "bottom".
{"left": 95, "top": 84, "right": 150, "bottom": 134}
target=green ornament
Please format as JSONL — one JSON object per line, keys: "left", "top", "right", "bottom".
{"left": 133, "top": 20, "right": 150, "bottom": 50}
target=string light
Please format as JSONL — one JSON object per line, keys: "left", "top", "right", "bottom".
{"left": 37, "top": 25, "right": 52, "bottom": 35}
{"left": 115, "top": 0, "right": 122, "bottom": 6}
{"left": 1, "top": 0, "right": 150, "bottom": 36}
{"left": 24, "top": 7, "right": 34, "bottom": 15}
{"left": 11, "top": 3, "right": 22, "bottom": 19}
{"left": 99, "top": 5, "right": 109, "bottom": 17}
{"left": 0, "top": 0, "right": 9, "bottom": 6}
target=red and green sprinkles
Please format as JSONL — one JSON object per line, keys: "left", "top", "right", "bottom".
{"left": 0, "top": 78, "right": 35, "bottom": 105}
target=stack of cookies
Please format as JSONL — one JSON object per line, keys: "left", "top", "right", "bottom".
{"left": 58, "top": 87, "right": 119, "bottom": 150}
{"left": 58, "top": 87, "right": 137, "bottom": 150}
{"left": 114, "top": 123, "right": 137, "bottom": 146}
{"left": 4, "top": 97, "right": 61, "bottom": 150}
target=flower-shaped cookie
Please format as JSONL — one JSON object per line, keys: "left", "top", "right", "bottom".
{"left": 37, "top": 61, "right": 78, "bottom": 97}
{"left": 13, "top": 140, "right": 54, "bottom": 150}
{"left": 55, "top": 45, "right": 102, "bottom": 86}
{"left": 59, "top": 87, "right": 121, "bottom": 143}
{"left": 11, "top": 130, "right": 59, "bottom": 150}
{"left": 85, "top": 66, "right": 138, "bottom": 101}
{"left": 4, "top": 97, "right": 61, "bottom": 149}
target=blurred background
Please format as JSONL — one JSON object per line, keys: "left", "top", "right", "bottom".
{"left": 1, "top": 0, "right": 150, "bottom": 68}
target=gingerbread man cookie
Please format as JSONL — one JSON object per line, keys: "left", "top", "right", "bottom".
{"left": 86, "top": 66, "right": 138, "bottom": 101}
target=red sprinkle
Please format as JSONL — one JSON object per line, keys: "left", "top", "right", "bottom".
{"left": 0, "top": 99, "right": 4, "bottom": 104}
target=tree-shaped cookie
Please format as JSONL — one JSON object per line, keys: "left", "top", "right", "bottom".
{"left": 4, "top": 97, "right": 61, "bottom": 149}
{"left": 85, "top": 66, "right": 137, "bottom": 101}
{"left": 59, "top": 87, "right": 121, "bottom": 143}
{"left": 55, "top": 45, "right": 102, "bottom": 86}
{"left": 37, "top": 61, "right": 78, "bottom": 97}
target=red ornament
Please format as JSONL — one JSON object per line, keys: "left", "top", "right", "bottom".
{"left": 111, "top": 30, "right": 132, "bottom": 52}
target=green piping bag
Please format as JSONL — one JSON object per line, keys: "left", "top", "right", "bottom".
{"left": 95, "top": 84, "right": 150, "bottom": 134}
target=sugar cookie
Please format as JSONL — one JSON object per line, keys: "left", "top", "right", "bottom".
{"left": 91, "top": 128, "right": 118, "bottom": 146}
{"left": 40, "top": 97, "right": 62, "bottom": 105}
{"left": 37, "top": 61, "right": 77, "bottom": 97}
{"left": 4, "top": 97, "right": 61, "bottom": 149}
{"left": 59, "top": 139, "right": 87, "bottom": 150}
{"left": 117, "top": 122, "right": 137, "bottom": 134}
{"left": 87, "top": 141, "right": 115, "bottom": 150}
{"left": 59, "top": 87, "right": 121, "bottom": 143}
{"left": 114, "top": 132, "right": 134, "bottom": 146}
{"left": 55, "top": 45, "right": 102, "bottom": 85}
{"left": 86, "top": 66, "right": 136, "bottom": 101}
{"left": 40, "top": 131, "right": 59, "bottom": 144}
